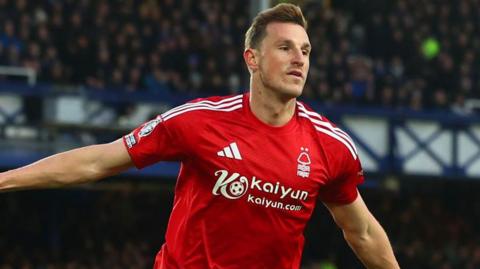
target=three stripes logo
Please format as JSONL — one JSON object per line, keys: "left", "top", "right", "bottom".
{"left": 217, "top": 142, "right": 242, "bottom": 160}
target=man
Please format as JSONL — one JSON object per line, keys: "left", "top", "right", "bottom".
{"left": 0, "top": 4, "right": 400, "bottom": 269}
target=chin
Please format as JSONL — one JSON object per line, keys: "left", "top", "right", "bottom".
{"left": 284, "top": 83, "right": 305, "bottom": 96}
{"left": 281, "top": 80, "right": 305, "bottom": 97}
{"left": 262, "top": 79, "right": 304, "bottom": 98}
{"left": 279, "top": 87, "right": 303, "bottom": 99}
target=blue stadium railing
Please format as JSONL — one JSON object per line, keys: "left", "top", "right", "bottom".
{"left": 2, "top": 81, "right": 480, "bottom": 181}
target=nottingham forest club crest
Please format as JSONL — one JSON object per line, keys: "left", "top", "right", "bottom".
{"left": 297, "top": 147, "right": 311, "bottom": 178}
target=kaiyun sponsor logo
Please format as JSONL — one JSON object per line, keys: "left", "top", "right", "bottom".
{"left": 246, "top": 195, "right": 303, "bottom": 211}
{"left": 212, "top": 170, "right": 249, "bottom": 199}
{"left": 212, "top": 170, "right": 309, "bottom": 203}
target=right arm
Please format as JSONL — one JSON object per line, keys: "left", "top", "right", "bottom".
{"left": 325, "top": 194, "right": 400, "bottom": 268}
{"left": 0, "top": 138, "right": 133, "bottom": 192}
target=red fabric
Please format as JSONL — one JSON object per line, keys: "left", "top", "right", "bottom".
{"left": 123, "top": 93, "right": 364, "bottom": 269}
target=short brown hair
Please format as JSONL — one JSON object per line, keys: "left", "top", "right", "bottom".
{"left": 245, "top": 3, "right": 307, "bottom": 50}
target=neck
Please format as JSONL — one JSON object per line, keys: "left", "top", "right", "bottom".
{"left": 249, "top": 81, "right": 297, "bottom": 127}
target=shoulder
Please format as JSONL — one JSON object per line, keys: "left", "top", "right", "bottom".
{"left": 160, "top": 94, "right": 244, "bottom": 123}
{"left": 296, "top": 101, "right": 359, "bottom": 161}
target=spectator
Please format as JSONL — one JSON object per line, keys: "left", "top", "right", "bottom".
{"left": 1, "top": 0, "right": 480, "bottom": 111}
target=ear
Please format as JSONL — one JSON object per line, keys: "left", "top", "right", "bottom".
{"left": 243, "top": 48, "right": 259, "bottom": 72}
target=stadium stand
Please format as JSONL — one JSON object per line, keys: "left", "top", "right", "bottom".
{"left": 0, "top": 0, "right": 250, "bottom": 95}
{"left": 1, "top": 0, "right": 479, "bottom": 112}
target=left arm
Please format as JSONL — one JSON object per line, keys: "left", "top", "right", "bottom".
{"left": 324, "top": 192, "right": 400, "bottom": 269}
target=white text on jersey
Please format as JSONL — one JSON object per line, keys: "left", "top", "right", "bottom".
{"left": 212, "top": 170, "right": 309, "bottom": 202}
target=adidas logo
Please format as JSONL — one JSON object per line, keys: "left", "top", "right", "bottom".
{"left": 217, "top": 142, "right": 242, "bottom": 160}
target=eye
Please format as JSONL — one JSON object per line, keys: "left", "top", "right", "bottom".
{"left": 279, "top": 46, "right": 289, "bottom": 51}
{"left": 302, "top": 49, "right": 310, "bottom": 56}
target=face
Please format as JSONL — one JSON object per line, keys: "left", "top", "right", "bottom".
{"left": 248, "top": 22, "right": 311, "bottom": 99}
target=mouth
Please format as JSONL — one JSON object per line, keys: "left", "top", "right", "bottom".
{"left": 287, "top": 70, "right": 303, "bottom": 78}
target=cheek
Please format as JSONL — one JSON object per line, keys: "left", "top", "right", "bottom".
{"left": 267, "top": 58, "right": 283, "bottom": 75}
{"left": 259, "top": 54, "right": 285, "bottom": 80}
{"left": 260, "top": 59, "right": 274, "bottom": 75}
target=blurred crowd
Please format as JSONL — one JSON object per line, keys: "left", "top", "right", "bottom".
{"left": 0, "top": 188, "right": 170, "bottom": 269}
{"left": 1, "top": 182, "right": 479, "bottom": 269}
{"left": 0, "top": 0, "right": 249, "bottom": 95}
{"left": 301, "top": 0, "right": 480, "bottom": 114}
{"left": 1, "top": 0, "right": 480, "bottom": 113}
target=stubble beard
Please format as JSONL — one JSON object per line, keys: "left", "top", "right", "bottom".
{"left": 258, "top": 70, "right": 304, "bottom": 101}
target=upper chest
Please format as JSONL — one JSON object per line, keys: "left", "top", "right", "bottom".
{"left": 188, "top": 118, "right": 330, "bottom": 187}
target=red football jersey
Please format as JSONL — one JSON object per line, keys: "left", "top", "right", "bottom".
{"left": 123, "top": 93, "right": 364, "bottom": 269}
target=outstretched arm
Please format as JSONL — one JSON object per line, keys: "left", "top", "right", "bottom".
{"left": 0, "top": 139, "right": 133, "bottom": 192}
{"left": 324, "top": 192, "right": 400, "bottom": 269}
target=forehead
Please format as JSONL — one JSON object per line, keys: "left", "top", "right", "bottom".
{"left": 263, "top": 22, "right": 310, "bottom": 46}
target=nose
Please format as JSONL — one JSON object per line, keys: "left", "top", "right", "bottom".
{"left": 291, "top": 48, "right": 305, "bottom": 67}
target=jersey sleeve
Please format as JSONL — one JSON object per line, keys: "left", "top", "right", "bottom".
{"left": 318, "top": 147, "right": 365, "bottom": 204}
{"left": 123, "top": 115, "right": 185, "bottom": 169}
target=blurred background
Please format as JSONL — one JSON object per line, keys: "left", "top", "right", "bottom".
{"left": 1, "top": 0, "right": 480, "bottom": 268}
